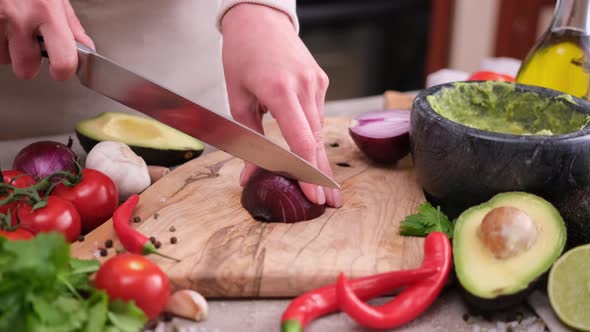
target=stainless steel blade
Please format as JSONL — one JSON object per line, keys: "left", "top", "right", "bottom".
{"left": 74, "top": 43, "right": 339, "bottom": 189}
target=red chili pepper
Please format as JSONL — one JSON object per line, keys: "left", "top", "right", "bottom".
{"left": 336, "top": 231, "right": 452, "bottom": 329}
{"left": 113, "top": 194, "right": 180, "bottom": 262}
{"left": 281, "top": 267, "right": 437, "bottom": 332}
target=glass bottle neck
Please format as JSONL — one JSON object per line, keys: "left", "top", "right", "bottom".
{"left": 551, "top": 0, "right": 590, "bottom": 35}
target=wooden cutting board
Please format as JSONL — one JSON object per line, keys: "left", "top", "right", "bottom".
{"left": 71, "top": 115, "right": 426, "bottom": 298}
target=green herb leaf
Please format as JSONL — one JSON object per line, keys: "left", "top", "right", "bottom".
{"left": 84, "top": 290, "right": 109, "bottom": 332}
{"left": 64, "top": 258, "right": 101, "bottom": 291}
{"left": 399, "top": 202, "right": 454, "bottom": 238}
{"left": 107, "top": 299, "right": 148, "bottom": 332}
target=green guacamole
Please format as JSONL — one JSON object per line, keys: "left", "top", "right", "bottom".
{"left": 426, "top": 81, "right": 590, "bottom": 135}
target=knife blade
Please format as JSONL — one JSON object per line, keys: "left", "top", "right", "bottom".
{"left": 42, "top": 40, "right": 339, "bottom": 189}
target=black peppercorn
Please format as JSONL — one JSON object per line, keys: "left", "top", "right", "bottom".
{"left": 149, "top": 236, "right": 156, "bottom": 244}
{"left": 105, "top": 239, "right": 113, "bottom": 248}
{"left": 154, "top": 241, "right": 162, "bottom": 249}
{"left": 99, "top": 248, "right": 108, "bottom": 257}
{"left": 170, "top": 237, "right": 177, "bottom": 244}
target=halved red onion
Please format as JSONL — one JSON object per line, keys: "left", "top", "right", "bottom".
{"left": 349, "top": 109, "right": 411, "bottom": 164}
{"left": 241, "top": 170, "right": 325, "bottom": 223}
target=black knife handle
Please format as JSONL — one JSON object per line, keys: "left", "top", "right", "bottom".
{"left": 36, "top": 35, "right": 48, "bottom": 58}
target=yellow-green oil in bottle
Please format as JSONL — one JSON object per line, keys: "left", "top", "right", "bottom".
{"left": 516, "top": 30, "right": 590, "bottom": 100}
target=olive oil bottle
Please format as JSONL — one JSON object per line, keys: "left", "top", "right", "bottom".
{"left": 516, "top": 0, "right": 590, "bottom": 100}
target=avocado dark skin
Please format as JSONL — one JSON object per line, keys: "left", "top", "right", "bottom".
{"left": 458, "top": 277, "right": 541, "bottom": 312}
{"left": 76, "top": 131, "right": 203, "bottom": 167}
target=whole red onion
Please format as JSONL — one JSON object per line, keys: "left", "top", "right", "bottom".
{"left": 13, "top": 138, "right": 78, "bottom": 180}
{"left": 241, "top": 170, "right": 326, "bottom": 223}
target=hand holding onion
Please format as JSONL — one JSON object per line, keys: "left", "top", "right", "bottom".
{"left": 221, "top": 4, "right": 342, "bottom": 209}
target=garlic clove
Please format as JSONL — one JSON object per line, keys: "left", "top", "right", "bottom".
{"left": 164, "top": 289, "right": 208, "bottom": 322}
{"left": 148, "top": 165, "right": 170, "bottom": 184}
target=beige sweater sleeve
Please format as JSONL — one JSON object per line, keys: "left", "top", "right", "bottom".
{"left": 217, "top": 0, "right": 299, "bottom": 33}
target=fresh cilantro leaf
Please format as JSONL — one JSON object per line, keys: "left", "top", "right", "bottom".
{"left": 29, "top": 294, "right": 88, "bottom": 332}
{"left": 0, "top": 233, "right": 69, "bottom": 285}
{"left": 399, "top": 202, "right": 454, "bottom": 238}
{"left": 84, "top": 290, "right": 109, "bottom": 332}
{"left": 0, "top": 300, "right": 25, "bottom": 332}
{"left": 63, "top": 258, "right": 100, "bottom": 291}
{"left": 107, "top": 299, "right": 148, "bottom": 332}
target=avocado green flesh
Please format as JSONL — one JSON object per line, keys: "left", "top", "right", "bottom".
{"left": 426, "top": 81, "right": 590, "bottom": 135}
{"left": 75, "top": 112, "right": 204, "bottom": 151}
{"left": 453, "top": 192, "right": 566, "bottom": 299}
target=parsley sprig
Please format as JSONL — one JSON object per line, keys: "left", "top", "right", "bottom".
{"left": 399, "top": 202, "right": 454, "bottom": 238}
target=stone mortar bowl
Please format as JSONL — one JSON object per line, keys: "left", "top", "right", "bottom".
{"left": 410, "top": 81, "right": 590, "bottom": 247}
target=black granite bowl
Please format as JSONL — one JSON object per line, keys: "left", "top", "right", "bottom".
{"left": 410, "top": 82, "right": 590, "bottom": 237}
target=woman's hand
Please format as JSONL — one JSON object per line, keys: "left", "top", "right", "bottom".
{"left": 221, "top": 4, "right": 342, "bottom": 208}
{"left": 0, "top": 0, "right": 94, "bottom": 80}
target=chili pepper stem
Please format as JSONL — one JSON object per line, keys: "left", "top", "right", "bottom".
{"left": 281, "top": 320, "right": 303, "bottom": 332}
{"left": 142, "top": 242, "right": 181, "bottom": 262}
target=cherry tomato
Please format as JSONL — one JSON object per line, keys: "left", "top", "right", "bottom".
{"left": 17, "top": 196, "right": 81, "bottom": 242}
{"left": 0, "top": 228, "right": 34, "bottom": 240}
{"left": 468, "top": 71, "right": 516, "bottom": 82}
{"left": 94, "top": 253, "right": 169, "bottom": 320}
{"left": 52, "top": 168, "right": 119, "bottom": 234}
{"left": 0, "top": 194, "right": 19, "bottom": 224}
{"left": 2, "top": 170, "right": 36, "bottom": 189}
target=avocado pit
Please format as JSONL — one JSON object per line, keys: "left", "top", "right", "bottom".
{"left": 477, "top": 206, "right": 538, "bottom": 260}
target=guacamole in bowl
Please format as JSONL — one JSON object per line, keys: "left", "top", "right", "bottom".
{"left": 410, "top": 81, "right": 590, "bottom": 222}
{"left": 425, "top": 81, "right": 590, "bottom": 136}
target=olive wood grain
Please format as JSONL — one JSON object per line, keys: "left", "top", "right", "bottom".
{"left": 71, "top": 116, "right": 426, "bottom": 298}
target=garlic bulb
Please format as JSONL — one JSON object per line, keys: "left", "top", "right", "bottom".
{"left": 85, "top": 141, "right": 151, "bottom": 200}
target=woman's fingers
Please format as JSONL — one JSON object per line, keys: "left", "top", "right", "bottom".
{"left": 297, "top": 68, "right": 341, "bottom": 208}
{"left": 63, "top": 0, "right": 95, "bottom": 49}
{"left": 0, "top": 0, "right": 87, "bottom": 80}
{"left": 227, "top": 83, "right": 265, "bottom": 186}
{"left": 38, "top": 1, "right": 78, "bottom": 81}
{"left": 313, "top": 69, "right": 342, "bottom": 207}
{"left": 262, "top": 85, "right": 325, "bottom": 205}
{"left": 7, "top": 30, "right": 41, "bottom": 80}
{"left": 0, "top": 26, "right": 10, "bottom": 64}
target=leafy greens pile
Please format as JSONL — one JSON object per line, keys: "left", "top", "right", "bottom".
{"left": 0, "top": 232, "right": 147, "bottom": 332}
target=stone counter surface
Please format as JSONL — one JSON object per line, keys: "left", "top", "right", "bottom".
{"left": 0, "top": 95, "right": 572, "bottom": 332}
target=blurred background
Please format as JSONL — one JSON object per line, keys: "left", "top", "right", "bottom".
{"left": 297, "top": 0, "right": 556, "bottom": 100}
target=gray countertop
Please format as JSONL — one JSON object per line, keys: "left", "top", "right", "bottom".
{"left": 0, "top": 94, "right": 571, "bottom": 332}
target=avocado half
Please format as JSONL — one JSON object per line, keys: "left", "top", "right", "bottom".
{"left": 75, "top": 112, "right": 204, "bottom": 167}
{"left": 453, "top": 192, "right": 566, "bottom": 311}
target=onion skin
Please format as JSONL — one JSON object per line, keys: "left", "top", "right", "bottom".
{"left": 241, "top": 170, "right": 325, "bottom": 223}
{"left": 13, "top": 139, "right": 77, "bottom": 180}
{"left": 349, "top": 130, "right": 410, "bottom": 164}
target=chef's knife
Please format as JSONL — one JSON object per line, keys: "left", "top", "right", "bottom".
{"left": 39, "top": 39, "right": 339, "bottom": 189}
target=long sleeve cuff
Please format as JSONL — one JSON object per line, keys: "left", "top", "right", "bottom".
{"left": 217, "top": 0, "right": 299, "bottom": 34}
